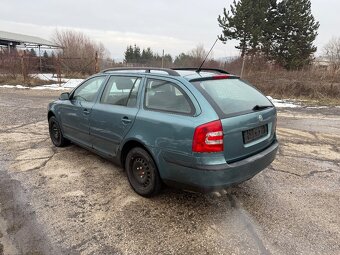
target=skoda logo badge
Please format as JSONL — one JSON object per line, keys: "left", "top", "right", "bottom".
{"left": 258, "top": 115, "right": 263, "bottom": 122}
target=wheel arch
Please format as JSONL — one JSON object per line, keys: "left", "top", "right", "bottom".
{"left": 47, "top": 110, "right": 67, "bottom": 140}
{"left": 120, "top": 139, "right": 157, "bottom": 169}
{"left": 47, "top": 110, "right": 55, "bottom": 120}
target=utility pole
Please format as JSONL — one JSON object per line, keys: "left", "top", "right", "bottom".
{"left": 57, "top": 55, "right": 62, "bottom": 87}
{"left": 39, "top": 45, "right": 42, "bottom": 73}
{"left": 94, "top": 51, "right": 99, "bottom": 73}
{"left": 161, "top": 49, "right": 164, "bottom": 68}
{"left": 240, "top": 55, "right": 246, "bottom": 78}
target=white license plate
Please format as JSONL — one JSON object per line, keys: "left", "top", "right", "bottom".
{"left": 243, "top": 125, "right": 268, "bottom": 144}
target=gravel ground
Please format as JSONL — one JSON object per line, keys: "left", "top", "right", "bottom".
{"left": 0, "top": 88, "right": 339, "bottom": 255}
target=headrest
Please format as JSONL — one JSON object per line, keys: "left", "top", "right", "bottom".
{"left": 114, "top": 77, "right": 135, "bottom": 90}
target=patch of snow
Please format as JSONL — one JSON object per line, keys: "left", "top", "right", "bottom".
{"left": 266, "top": 96, "right": 274, "bottom": 101}
{"left": 267, "top": 96, "right": 300, "bottom": 108}
{"left": 306, "top": 106, "right": 329, "bottom": 109}
{"left": 31, "top": 85, "right": 70, "bottom": 91}
{"left": 0, "top": 85, "right": 29, "bottom": 89}
{"left": 31, "top": 78, "right": 83, "bottom": 90}
{"left": 32, "top": 73, "right": 68, "bottom": 82}
{"left": 62, "top": 79, "right": 84, "bottom": 88}
{"left": 30, "top": 73, "right": 84, "bottom": 89}
{"left": 0, "top": 76, "right": 83, "bottom": 91}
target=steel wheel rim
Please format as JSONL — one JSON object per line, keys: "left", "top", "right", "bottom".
{"left": 51, "top": 122, "right": 60, "bottom": 142}
{"left": 132, "top": 157, "right": 152, "bottom": 187}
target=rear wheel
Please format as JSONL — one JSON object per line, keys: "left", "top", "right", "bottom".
{"left": 125, "top": 147, "right": 161, "bottom": 197}
{"left": 48, "top": 116, "right": 69, "bottom": 147}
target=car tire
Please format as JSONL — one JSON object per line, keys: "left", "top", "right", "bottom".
{"left": 48, "top": 116, "right": 69, "bottom": 147}
{"left": 125, "top": 147, "right": 162, "bottom": 197}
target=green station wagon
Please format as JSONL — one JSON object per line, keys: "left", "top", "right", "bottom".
{"left": 48, "top": 68, "right": 278, "bottom": 197}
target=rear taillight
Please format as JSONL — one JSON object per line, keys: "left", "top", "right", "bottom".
{"left": 192, "top": 120, "right": 224, "bottom": 153}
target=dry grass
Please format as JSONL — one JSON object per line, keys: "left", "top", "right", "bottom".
{"left": 62, "top": 72, "right": 88, "bottom": 79}
{"left": 246, "top": 69, "right": 340, "bottom": 101}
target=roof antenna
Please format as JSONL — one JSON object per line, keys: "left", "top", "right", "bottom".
{"left": 196, "top": 37, "right": 219, "bottom": 73}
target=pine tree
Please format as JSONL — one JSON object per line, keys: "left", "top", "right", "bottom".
{"left": 141, "top": 47, "right": 153, "bottom": 64}
{"left": 218, "top": 0, "right": 319, "bottom": 69}
{"left": 261, "top": 0, "right": 279, "bottom": 58}
{"left": 133, "top": 45, "right": 141, "bottom": 63}
{"left": 30, "top": 48, "right": 37, "bottom": 57}
{"left": 43, "top": 50, "right": 49, "bottom": 58}
{"left": 124, "top": 45, "right": 134, "bottom": 63}
{"left": 218, "top": 0, "right": 271, "bottom": 57}
{"left": 274, "top": 0, "right": 319, "bottom": 69}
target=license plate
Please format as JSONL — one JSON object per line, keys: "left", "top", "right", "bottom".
{"left": 243, "top": 125, "right": 268, "bottom": 144}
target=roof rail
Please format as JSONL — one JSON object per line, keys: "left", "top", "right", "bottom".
{"left": 101, "top": 67, "right": 180, "bottom": 76}
{"left": 172, "top": 68, "right": 229, "bottom": 74}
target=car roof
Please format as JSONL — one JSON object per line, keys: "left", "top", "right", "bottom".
{"left": 100, "top": 67, "right": 238, "bottom": 81}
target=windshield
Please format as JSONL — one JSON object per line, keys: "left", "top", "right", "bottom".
{"left": 193, "top": 78, "right": 273, "bottom": 117}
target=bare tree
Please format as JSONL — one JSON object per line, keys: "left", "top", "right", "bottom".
{"left": 52, "top": 29, "right": 109, "bottom": 75}
{"left": 190, "top": 44, "right": 207, "bottom": 60}
{"left": 324, "top": 37, "right": 340, "bottom": 70}
{"left": 174, "top": 44, "right": 223, "bottom": 68}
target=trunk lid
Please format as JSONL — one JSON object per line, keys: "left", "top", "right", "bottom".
{"left": 221, "top": 107, "right": 276, "bottom": 163}
{"left": 191, "top": 77, "right": 277, "bottom": 162}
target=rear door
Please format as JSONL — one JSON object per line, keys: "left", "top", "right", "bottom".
{"left": 90, "top": 75, "right": 142, "bottom": 157}
{"left": 193, "top": 77, "right": 277, "bottom": 163}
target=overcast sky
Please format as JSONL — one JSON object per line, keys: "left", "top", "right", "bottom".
{"left": 0, "top": 0, "right": 338, "bottom": 61}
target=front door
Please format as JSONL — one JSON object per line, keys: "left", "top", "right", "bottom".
{"left": 61, "top": 76, "right": 107, "bottom": 148}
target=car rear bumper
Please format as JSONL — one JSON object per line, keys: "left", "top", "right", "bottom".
{"left": 162, "top": 140, "right": 279, "bottom": 193}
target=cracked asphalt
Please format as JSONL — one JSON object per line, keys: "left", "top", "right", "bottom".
{"left": 0, "top": 88, "right": 339, "bottom": 255}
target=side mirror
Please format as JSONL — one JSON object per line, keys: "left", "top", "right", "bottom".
{"left": 59, "top": 92, "right": 70, "bottom": 100}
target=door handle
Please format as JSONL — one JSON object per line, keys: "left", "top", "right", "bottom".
{"left": 122, "top": 116, "right": 132, "bottom": 124}
{"left": 83, "top": 109, "right": 90, "bottom": 115}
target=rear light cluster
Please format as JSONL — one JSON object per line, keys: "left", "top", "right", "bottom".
{"left": 192, "top": 120, "right": 224, "bottom": 153}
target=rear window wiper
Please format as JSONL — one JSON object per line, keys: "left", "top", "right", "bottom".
{"left": 252, "top": 105, "right": 273, "bottom": 111}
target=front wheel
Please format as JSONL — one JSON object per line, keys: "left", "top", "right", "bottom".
{"left": 48, "top": 116, "right": 69, "bottom": 147}
{"left": 125, "top": 147, "right": 162, "bottom": 197}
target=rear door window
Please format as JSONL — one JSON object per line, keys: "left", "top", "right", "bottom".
{"left": 144, "top": 78, "right": 194, "bottom": 115}
{"left": 101, "top": 76, "right": 141, "bottom": 106}
{"left": 193, "top": 78, "right": 273, "bottom": 117}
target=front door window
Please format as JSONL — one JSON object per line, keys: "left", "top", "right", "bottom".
{"left": 73, "top": 76, "right": 106, "bottom": 102}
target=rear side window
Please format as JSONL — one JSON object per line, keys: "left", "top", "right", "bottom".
{"left": 193, "top": 78, "right": 272, "bottom": 117}
{"left": 101, "top": 76, "right": 141, "bottom": 106}
{"left": 144, "top": 79, "right": 194, "bottom": 115}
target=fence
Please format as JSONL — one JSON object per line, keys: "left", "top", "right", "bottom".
{"left": 0, "top": 50, "right": 116, "bottom": 85}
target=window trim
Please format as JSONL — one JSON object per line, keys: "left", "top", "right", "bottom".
{"left": 143, "top": 78, "right": 195, "bottom": 116}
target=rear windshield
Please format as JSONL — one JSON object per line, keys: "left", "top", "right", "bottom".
{"left": 193, "top": 78, "right": 272, "bottom": 117}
